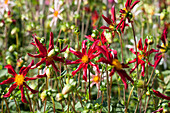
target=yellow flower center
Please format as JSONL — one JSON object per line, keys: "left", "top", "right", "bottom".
{"left": 138, "top": 54, "right": 145, "bottom": 59}
{"left": 15, "top": 74, "right": 25, "bottom": 86}
{"left": 93, "top": 76, "right": 100, "bottom": 83}
{"left": 112, "top": 59, "right": 122, "bottom": 70}
{"left": 81, "top": 55, "right": 89, "bottom": 63}
{"left": 54, "top": 10, "right": 59, "bottom": 17}
{"left": 160, "top": 43, "right": 168, "bottom": 53}
{"left": 46, "top": 56, "right": 53, "bottom": 62}
{"left": 122, "top": 7, "right": 128, "bottom": 17}
{"left": 98, "top": 41, "right": 102, "bottom": 46}
{"left": 5, "top": 0, "right": 8, "bottom": 4}
{"left": 109, "top": 24, "right": 114, "bottom": 31}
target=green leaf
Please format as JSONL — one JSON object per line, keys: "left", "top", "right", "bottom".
{"left": 55, "top": 102, "right": 62, "bottom": 110}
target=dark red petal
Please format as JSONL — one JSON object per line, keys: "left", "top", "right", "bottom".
{"left": 141, "top": 61, "right": 145, "bottom": 77}
{"left": 109, "top": 68, "right": 115, "bottom": 76}
{"left": 117, "top": 70, "right": 128, "bottom": 89}
{"left": 130, "top": 63, "right": 137, "bottom": 74}
{"left": 101, "top": 30, "right": 107, "bottom": 44}
{"left": 90, "top": 52, "right": 101, "bottom": 60}
{"left": 19, "top": 67, "right": 27, "bottom": 75}
{"left": 60, "top": 45, "right": 68, "bottom": 53}
{"left": 31, "top": 58, "right": 46, "bottom": 69}
{"left": 102, "top": 14, "right": 112, "bottom": 25}
{"left": 121, "top": 21, "right": 125, "bottom": 33}
{"left": 27, "top": 53, "right": 45, "bottom": 58}
{"left": 22, "top": 60, "right": 34, "bottom": 77}
{"left": 146, "top": 49, "right": 159, "bottom": 56}
{"left": 69, "top": 48, "right": 83, "bottom": 59}
{"left": 85, "top": 35, "right": 95, "bottom": 41}
{"left": 36, "top": 73, "right": 47, "bottom": 78}
{"left": 24, "top": 82, "right": 38, "bottom": 94}
{"left": 48, "top": 32, "right": 54, "bottom": 52}
{"left": 53, "top": 56, "right": 64, "bottom": 63}
{"left": 161, "top": 27, "right": 167, "bottom": 45}
{"left": 97, "top": 57, "right": 110, "bottom": 65}
{"left": 72, "top": 63, "right": 85, "bottom": 76}
{"left": 34, "top": 37, "right": 47, "bottom": 55}
{"left": 0, "top": 78, "right": 14, "bottom": 85}
{"left": 128, "top": 58, "right": 136, "bottom": 64}
{"left": 66, "top": 59, "right": 82, "bottom": 64}
{"left": 83, "top": 64, "right": 88, "bottom": 82}
{"left": 144, "top": 38, "right": 148, "bottom": 52}
{"left": 122, "top": 64, "right": 129, "bottom": 68}
{"left": 111, "top": 5, "right": 116, "bottom": 23}
{"left": 153, "top": 89, "right": 170, "bottom": 100}
{"left": 89, "top": 62, "right": 100, "bottom": 74}
{"left": 51, "top": 61, "right": 59, "bottom": 72}
{"left": 138, "top": 38, "right": 143, "bottom": 51}
{"left": 19, "top": 85, "right": 27, "bottom": 103}
{"left": 100, "top": 26, "right": 110, "bottom": 30}
{"left": 25, "top": 77, "right": 37, "bottom": 81}
{"left": 116, "top": 19, "right": 123, "bottom": 30}
{"left": 130, "top": 0, "right": 140, "bottom": 10}
{"left": 120, "top": 69, "right": 134, "bottom": 84}
{"left": 4, "top": 65, "right": 17, "bottom": 77}
{"left": 129, "top": 48, "right": 139, "bottom": 55}
{"left": 154, "top": 55, "right": 162, "bottom": 69}
{"left": 109, "top": 49, "right": 118, "bottom": 59}
{"left": 3, "top": 83, "right": 17, "bottom": 98}
{"left": 154, "top": 52, "right": 162, "bottom": 60}
{"left": 152, "top": 108, "right": 163, "bottom": 113}
{"left": 82, "top": 40, "right": 87, "bottom": 55}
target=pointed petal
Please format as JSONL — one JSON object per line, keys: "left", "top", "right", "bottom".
{"left": 102, "top": 14, "right": 112, "bottom": 25}
{"left": 85, "top": 35, "right": 95, "bottom": 41}
{"left": 34, "top": 37, "right": 47, "bottom": 55}
{"left": 100, "top": 26, "right": 110, "bottom": 30}
{"left": 138, "top": 38, "right": 143, "bottom": 51}
{"left": 141, "top": 61, "right": 145, "bottom": 77}
{"left": 4, "top": 65, "right": 17, "bottom": 77}
{"left": 3, "top": 84, "right": 17, "bottom": 98}
{"left": 31, "top": 58, "right": 46, "bottom": 69}
{"left": 117, "top": 70, "right": 128, "bottom": 89}
{"left": 90, "top": 52, "right": 101, "bottom": 60}
{"left": 128, "top": 58, "right": 136, "bottom": 64}
{"left": 144, "top": 38, "right": 148, "bottom": 52}
{"left": 101, "top": 31, "right": 107, "bottom": 44}
{"left": 161, "top": 27, "right": 167, "bottom": 45}
{"left": 116, "top": 19, "right": 123, "bottom": 30}
{"left": 28, "top": 53, "right": 46, "bottom": 58}
{"left": 125, "top": 0, "right": 131, "bottom": 8}
{"left": 152, "top": 89, "right": 170, "bottom": 100}
{"left": 22, "top": 60, "right": 34, "bottom": 77}
{"left": 69, "top": 48, "right": 83, "bottom": 59}
{"left": 66, "top": 59, "right": 82, "bottom": 64}
{"left": 25, "top": 77, "right": 37, "bottom": 81}
{"left": 130, "top": 63, "right": 137, "bottom": 74}
{"left": 53, "top": 56, "right": 64, "bottom": 62}
{"left": 130, "top": 0, "right": 140, "bottom": 10}
{"left": 146, "top": 49, "right": 159, "bottom": 56}
{"left": 83, "top": 64, "right": 88, "bottom": 82}
{"left": 97, "top": 57, "right": 110, "bottom": 65}
{"left": 119, "top": 69, "right": 134, "bottom": 84}
{"left": 154, "top": 54, "right": 162, "bottom": 69}
{"left": 24, "top": 82, "right": 38, "bottom": 94}
{"left": 60, "top": 45, "right": 68, "bottom": 52}
{"left": 82, "top": 40, "right": 87, "bottom": 55}
{"left": 111, "top": 5, "right": 116, "bottom": 23}
{"left": 48, "top": 32, "right": 54, "bottom": 52}
{"left": 72, "top": 63, "right": 85, "bottom": 76}
{"left": 19, "top": 85, "right": 27, "bottom": 103}
{"left": 51, "top": 61, "right": 59, "bottom": 72}
{"left": 129, "top": 48, "right": 139, "bottom": 55}
{"left": 36, "top": 73, "right": 47, "bottom": 78}
{"left": 0, "top": 78, "right": 14, "bottom": 85}
{"left": 109, "top": 68, "right": 115, "bottom": 76}
{"left": 152, "top": 108, "right": 163, "bottom": 113}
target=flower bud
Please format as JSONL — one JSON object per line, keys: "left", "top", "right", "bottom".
{"left": 47, "top": 49, "right": 56, "bottom": 57}
{"left": 136, "top": 80, "right": 145, "bottom": 88}
{"left": 56, "top": 93, "right": 64, "bottom": 101}
{"left": 40, "top": 90, "right": 47, "bottom": 101}
{"left": 9, "top": 44, "right": 16, "bottom": 52}
{"left": 62, "top": 84, "right": 73, "bottom": 95}
{"left": 46, "top": 67, "right": 52, "bottom": 78}
{"left": 11, "top": 27, "right": 19, "bottom": 35}
{"left": 160, "top": 12, "right": 165, "bottom": 20}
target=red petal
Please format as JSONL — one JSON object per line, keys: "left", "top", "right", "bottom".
{"left": 102, "top": 14, "right": 112, "bottom": 25}
{"left": 154, "top": 54, "right": 162, "bottom": 69}
{"left": 31, "top": 58, "right": 46, "bottom": 69}
{"left": 116, "top": 19, "right": 123, "bottom": 30}
{"left": 101, "top": 31, "right": 107, "bottom": 44}
{"left": 109, "top": 68, "right": 115, "bottom": 76}
{"left": 48, "top": 32, "right": 54, "bottom": 52}
{"left": 36, "top": 73, "right": 47, "bottom": 78}
{"left": 117, "top": 70, "right": 128, "bottom": 89}
{"left": 53, "top": 56, "right": 64, "bottom": 62}
{"left": 83, "top": 64, "right": 88, "bottom": 82}
{"left": 130, "top": 63, "right": 137, "bottom": 74}
{"left": 22, "top": 60, "right": 34, "bottom": 77}
{"left": 111, "top": 5, "right": 116, "bottom": 23}
{"left": 144, "top": 38, "right": 148, "bottom": 52}
{"left": 25, "top": 77, "right": 37, "bottom": 81}
{"left": 152, "top": 108, "right": 163, "bottom": 113}
{"left": 121, "top": 21, "right": 125, "bottom": 33}
{"left": 4, "top": 65, "right": 17, "bottom": 77}
{"left": 146, "top": 49, "right": 159, "bottom": 56}
{"left": 60, "top": 45, "right": 68, "bottom": 53}
{"left": 82, "top": 40, "right": 87, "bottom": 55}
{"left": 100, "top": 26, "right": 110, "bottom": 30}
{"left": 66, "top": 59, "right": 82, "bottom": 64}
{"left": 19, "top": 85, "right": 27, "bottom": 103}
{"left": 119, "top": 69, "right": 134, "bottom": 84}
{"left": 130, "top": 0, "right": 140, "bottom": 10}
{"left": 128, "top": 58, "right": 136, "bottom": 64}
{"left": 3, "top": 84, "right": 17, "bottom": 97}
{"left": 51, "top": 61, "right": 59, "bottom": 72}
{"left": 138, "top": 38, "right": 143, "bottom": 51}
{"left": 69, "top": 48, "right": 83, "bottom": 59}
{"left": 19, "top": 67, "right": 27, "bottom": 75}
{"left": 72, "top": 63, "right": 85, "bottom": 76}
{"left": 85, "top": 35, "right": 95, "bottom": 42}
{"left": 125, "top": 0, "right": 131, "bottom": 8}
{"left": 153, "top": 89, "right": 170, "bottom": 100}
{"left": 28, "top": 53, "right": 45, "bottom": 58}
{"left": 34, "top": 37, "right": 47, "bottom": 55}
{"left": 141, "top": 61, "right": 145, "bottom": 77}
{"left": 129, "top": 48, "right": 139, "bottom": 55}
{"left": 161, "top": 27, "right": 167, "bottom": 45}
{"left": 97, "top": 57, "right": 110, "bottom": 65}
{"left": 24, "top": 82, "right": 38, "bottom": 94}
{"left": 0, "top": 78, "right": 14, "bottom": 85}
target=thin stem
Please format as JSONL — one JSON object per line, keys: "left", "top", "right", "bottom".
{"left": 125, "top": 86, "right": 134, "bottom": 113}
{"left": 118, "top": 33, "right": 124, "bottom": 63}
{"left": 88, "top": 68, "right": 91, "bottom": 100}
{"left": 25, "top": 87, "right": 34, "bottom": 112}
{"left": 44, "top": 77, "right": 49, "bottom": 113}
{"left": 106, "top": 65, "right": 110, "bottom": 113}
{"left": 50, "top": 96, "right": 56, "bottom": 113}
{"left": 146, "top": 68, "right": 155, "bottom": 86}
{"left": 14, "top": 97, "right": 20, "bottom": 113}
{"left": 4, "top": 98, "right": 10, "bottom": 113}
{"left": 1, "top": 100, "right": 4, "bottom": 113}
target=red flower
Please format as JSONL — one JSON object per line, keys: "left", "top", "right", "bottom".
{"left": 91, "top": 10, "right": 99, "bottom": 29}
{"left": 117, "top": 0, "right": 140, "bottom": 32}
{"left": 97, "top": 46, "right": 134, "bottom": 89}
{"left": 128, "top": 38, "right": 158, "bottom": 77}
{"left": 154, "top": 27, "right": 168, "bottom": 68}
{"left": 0, "top": 60, "right": 38, "bottom": 103}
{"left": 67, "top": 40, "right": 100, "bottom": 81}
{"left": 85, "top": 30, "right": 107, "bottom": 46}
{"left": 28, "top": 32, "right": 68, "bottom": 72}
{"left": 152, "top": 89, "right": 170, "bottom": 113}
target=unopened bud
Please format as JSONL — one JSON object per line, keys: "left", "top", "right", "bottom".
{"left": 147, "top": 39, "right": 154, "bottom": 45}
{"left": 146, "top": 90, "right": 150, "bottom": 96}
{"left": 40, "top": 90, "right": 47, "bottom": 101}
{"left": 47, "top": 49, "right": 56, "bottom": 57}
{"left": 136, "top": 80, "right": 145, "bottom": 88}
{"left": 56, "top": 93, "right": 64, "bottom": 101}
{"left": 160, "top": 12, "right": 165, "bottom": 20}
{"left": 9, "top": 44, "right": 16, "bottom": 52}
{"left": 62, "top": 84, "right": 73, "bottom": 95}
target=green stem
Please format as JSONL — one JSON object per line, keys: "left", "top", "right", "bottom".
{"left": 14, "top": 97, "right": 20, "bottom": 113}
{"left": 88, "top": 68, "right": 91, "bottom": 100}
{"left": 4, "top": 98, "right": 10, "bottom": 113}
{"left": 50, "top": 96, "right": 56, "bottom": 113}
{"left": 125, "top": 86, "right": 134, "bottom": 113}
{"left": 106, "top": 65, "right": 110, "bottom": 113}
{"left": 118, "top": 33, "right": 124, "bottom": 63}
{"left": 25, "top": 87, "right": 34, "bottom": 113}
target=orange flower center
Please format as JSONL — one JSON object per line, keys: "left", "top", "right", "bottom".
{"left": 93, "top": 76, "right": 100, "bottom": 83}
{"left": 122, "top": 7, "right": 128, "bottom": 17}
{"left": 112, "top": 59, "right": 122, "bottom": 70}
{"left": 160, "top": 43, "right": 168, "bottom": 53}
{"left": 15, "top": 74, "right": 25, "bottom": 86}
{"left": 5, "top": 0, "right": 8, "bottom": 4}
{"left": 98, "top": 41, "right": 102, "bottom": 46}
{"left": 109, "top": 24, "right": 114, "bottom": 31}
{"left": 54, "top": 10, "right": 59, "bottom": 17}
{"left": 138, "top": 54, "right": 145, "bottom": 59}
{"left": 46, "top": 56, "right": 53, "bottom": 62}
{"left": 81, "top": 55, "right": 89, "bottom": 63}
